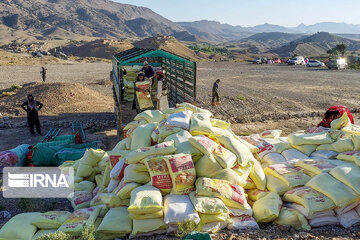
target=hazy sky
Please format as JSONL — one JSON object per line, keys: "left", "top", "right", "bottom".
{"left": 114, "top": 0, "right": 360, "bottom": 27}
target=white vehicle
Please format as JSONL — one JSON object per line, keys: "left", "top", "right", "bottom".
{"left": 306, "top": 60, "right": 325, "bottom": 67}
{"left": 288, "top": 56, "right": 305, "bottom": 65}
{"left": 326, "top": 58, "right": 348, "bottom": 70}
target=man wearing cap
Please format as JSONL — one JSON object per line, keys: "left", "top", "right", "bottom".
{"left": 21, "top": 94, "right": 43, "bottom": 135}
{"left": 140, "top": 61, "right": 155, "bottom": 79}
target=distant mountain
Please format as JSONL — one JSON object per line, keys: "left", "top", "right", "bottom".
{"left": 0, "top": 0, "right": 194, "bottom": 42}
{"left": 274, "top": 32, "right": 360, "bottom": 57}
{"left": 293, "top": 22, "right": 360, "bottom": 34}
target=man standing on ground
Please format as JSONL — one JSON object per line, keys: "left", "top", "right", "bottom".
{"left": 211, "top": 79, "right": 221, "bottom": 106}
{"left": 21, "top": 94, "right": 43, "bottom": 135}
{"left": 40, "top": 66, "right": 47, "bottom": 82}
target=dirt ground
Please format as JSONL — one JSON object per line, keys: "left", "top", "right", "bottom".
{"left": 1, "top": 61, "right": 360, "bottom": 238}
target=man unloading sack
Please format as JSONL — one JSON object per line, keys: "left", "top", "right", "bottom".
{"left": 21, "top": 94, "right": 43, "bottom": 135}
{"left": 211, "top": 79, "right": 221, "bottom": 106}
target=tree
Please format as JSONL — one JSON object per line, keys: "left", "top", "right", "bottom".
{"left": 334, "top": 44, "right": 347, "bottom": 57}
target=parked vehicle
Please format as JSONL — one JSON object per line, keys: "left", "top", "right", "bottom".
{"left": 253, "top": 57, "right": 267, "bottom": 64}
{"left": 32, "top": 52, "right": 43, "bottom": 57}
{"left": 288, "top": 56, "right": 305, "bottom": 65}
{"left": 306, "top": 60, "right": 325, "bottom": 67}
{"left": 326, "top": 58, "right": 348, "bottom": 70}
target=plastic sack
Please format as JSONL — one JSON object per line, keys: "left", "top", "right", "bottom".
{"left": 228, "top": 208, "right": 253, "bottom": 217}
{"left": 32, "top": 229, "right": 57, "bottom": 240}
{"left": 144, "top": 155, "right": 173, "bottom": 194}
{"left": 195, "top": 154, "right": 223, "bottom": 178}
{"left": 109, "top": 159, "right": 126, "bottom": 180}
{"left": 337, "top": 150, "right": 360, "bottom": 162}
{"left": 166, "top": 110, "right": 193, "bottom": 129}
{"left": 112, "top": 138, "right": 131, "bottom": 151}
{"left": 274, "top": 207, "right": 311, "bottom": 231}
{"left": 131, "top": 218, "right": 167, "bottom": 236}
{"left": 260, "top": 130, "right": 282, "bottom": 139}
{"left": 227, "top": 216, "right": 259, "bottom": 231}
{"left": 201, "top": 221, "right": 227, "bottom": 233}
{"left": 288, "top": 131, "right": 333, "bottom": 146}
{"left": 158, "top": 126, "right": 183, "bottom": 142}
{"left": 164, "top": 130, "right": 192, "bottom": 145}
{"left": 123, "top": 164, "right": 150, "bottom": 184}
{"left": 135, "top": 81, "right": 154, "bottom": 110}
{"left": 264, "top": 164, "right": 311, "bottom": 188}
{"left": 190, "top": 112, "right": 213, "bottom": 135}
{"left": 232, "top": 162, "right": 252, "bottom": 182}
{"left": 262, "top": 152, "right": 287, "bottom": 165}
{"left": 97, "top": 207, "right": 132, "bottom": 237}
{"left": 58, "top": 207, "right": 100, "bottom": 236}
{"left": 295, "top": 159, "right": 337, "bottom": 175}
{"left": 338, "top": 209, "right": 360, "bottom": 228}
{"left": 309, "top": 216, "right": 339, "bottom": 227}
{"left": 75, "top": 181, "right": 96, "bottom": 193}
{"left": 107, "top": 178, "right": 119, "bottom": 193}
{"left": 195, "top": 177, "right": 250, "bottom": 210}
{"left": 189, "top": 192, "right": 229, "bottom": 215}
{"left": 0, "top": 212, "right": 41, "bottom": 240}
{"left": 70, "top": 191, "right": 92, "bottom": 210}
{"left": 126, "top": 141, "right": 176, "bottom": 164}
{"left": 317, "top": 138, "right": 354, "bottom": 153}
{"left": 244, "top": 178, "right": 256, "bottom": 190}
{"left": 176, "top": 102, "right": 212, "bottom": 116}
{"left": 134, "top": 110, "right": 165, "bottom": 123}
{"left": 310, "top": 150, "right": 338, "bottom": 160}
{"left": 247, "top": 189, "right": 269, "bottom": 202}
{"left": 164, "top": 153, "right": 196, "bottom": 195}
{"left": 217, "top": 135, "right": 254, "bottom": 167}
{"left": 291, "top": 144, "right": 317, "bottom": 156}
{"left": 128, "top": 185, "right": 163, "bottom": 214}
{"left": 266, "top": 175, "right": 290, "bottom": 195}
{"left": 281, "top": 149, "right": 308, "bottom": 164}
{"left": 352, "top": 135, "right": 360, "bottom": 150}
{"left": 114, "top": 181, "right": 141, "bottom": 200}
{"left": 199, "top": 212, "right": 229, "bottom": 224}
{"left": 32, "top": 211, "right": 71, "bottom": 229}
{"left": 130, "top": 123, "right": 156, "bottom": 150}
{"left": 283, "top": 186, "right": 335, "bottom": 215}
{"left": 334, "top": 200, "right": 360, "bottom": 216}
{"left": 284, "top": 202, "right": 335, "bottom": 220}
{"left": 253, "top": 192, "right": 282, "bottom": 223}
{"left": 164, "top": 195, "right": 200, "bottom": 227}
{"left": 331, "top": 112, "right": 351, "bottom": 129}
{"left": 212, "top": 168, "right": 246, "bottom": 187}
{"left": 101, "top": 162, "right": 111, "bottom": 187}
{"left": 129, "top": 210, "right": 163, "bottom": 220}
{"left": 329, "top": 166, "right": 360, "bottom": 194}
{"left": 305, "top": 173, "right": 360, "bottom": 208}
{"left": 249, "top": 159, "right": 266, "bottom": 190}
{"left": 108, "top": 150, "right": 129, "bottom": 168}
{"left": 211, "top": 119, "right": 230, "bottom": 130}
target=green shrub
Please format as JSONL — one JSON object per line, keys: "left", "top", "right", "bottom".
{"left": 1, "top": 91, "right": 16, "bottom": 97}
{"left": 176, "top": 220, "right": 204, "bottom": 238}
{"left": 10, "top": 84, "right": 22, "bottom": 91}
{"left": 189, "top": 44, "right": 228, "bottom": 56}
{"left": 349, "top": 63, "right": 360, "bottom": 70}
{"left": 237, "top": 95, "right": 246, "bottom": 101}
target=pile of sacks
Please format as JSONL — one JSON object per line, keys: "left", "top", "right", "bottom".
{"left": 1, "top": 104, "right": 360, "bottom": 240}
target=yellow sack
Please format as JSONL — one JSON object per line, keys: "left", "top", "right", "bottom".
{"left": 232, "top": 162, "right": 252, "bottom": 182}
{"left": 70, "top": 191, "right": 92, "bottom": 210}
{"left": 283, "top": 186, "right": 335, "bottom": 215}
{"left": 97, "top": 207, "right": 132, "bottom": 236}
{"left": 95, "top": 174, "right": 103, "bottom": 187}
{"left": 101, "top": 162, "right": 111, "bottom": 187}
{"left": 112, "top": 138, "right": 131, "bottom": 151}
{"left": 291, "top": 144, "right": 317, "bottom": 156}
{"left": 164, "top": 130, "right": 192, "bottom": 145}
{"left": 176, "top": 141, "right": 203, "bottom": 160}
{"left": 128, "top": 185, "right": 163, "bottom": 214}
{"left": 82, "top": 148, "right": 106, "bottom": 166}
{"left": 295, "top": 159, "right": 337, "bottom": 175}
{"left": 158, "top": 126, "right": 183, "bottom": 142}
{"left": 244, "top": 178, "right": 256, "bottom": 190}
{"left": 32, "top": 211, "right": 71, "bottom": 229}
{"left": 126, "top": 141, "right": 176, "bottom": 164}
{"left": 331, "top": 112, "right": 351, "bottom": 129}
{"left": 114, "top": 181, "right": 141, "bottom": 200}
{"left": 134, "top": 110, "right": 165, "bottom": 123}
{"left": 131, "top": 218, "right": 167, "bottom": 236}
{"left": 355, "top": 154, "right": 360, "bottom": 167}
{"left": 274, "top": 207, "right": 311, "bottom": 231}
{"left": 227, "top": 129, "right": 260, "bottom": 154}
{"left": 164, "top": 153, "right": 196, "bottom": 195}
{"left": 288, "top": 131, "right": 333, "bottom": 145}
{"left": 196, "top": 177, "right": 250, "bottom": 210}
{"left": 195, "top": 154, "right": 223, "bottom": 178}
{"left": 190, "top": 112, "right": 213, "bottom": 135}
{"left": 352, "top": 135, "right": 360, "bottom": 150}
{"left": 253, "top": 192, "right": 282, "bottom": 223}
{"left": 266, "top": 175, "right": 290, "bottom": 196}
{"left": 212, "top": 168, "right": 246, "bottom": 187}
{"left": 199, "top": 213, "right": 229, "bottom": 224}
{"left": 58, "top": 207, "right": 100, "bottom": 236}
{"left": 32, "top": 230, "right": 57, "bottom": 240}
{"left": 337, "top": 150, "right": 360, "bottom": 162}
{"left": 123, "top": 164, "right": 150, "bottom": 184}
{"left": 107, "top": 150, "right": 129, "bottom": 168}
{"left": 135, "top": 81, "right": 154, "bottom": 110}
{"left": 247, "top": 189, "right": 269, "bottom": 202}
{"left": 317, "top": 138, "right": 354, "bottom": 153}
{"left": 211, "top": 118, "right": 230, "bottom": 130}
{"left": 189, "top": 192, "right": 229, "bottom": 215}
{"left": 99, "top": 193, "right": 129, "bottom": 208}
{"left": 76, "top": 163, "right": 93, "bottom": 178}
{"left": 130, "top": 123, "right": 156, "bottom": 150}
{"left": 129, "top": 210, "right": 164, "bottom": 220}
{"left": 217, "top": 135, "right": 255, "bottom": 167}
{"left": 264, "top": 164, "right": 311, "bottom": 188}
{"left": 162, "top": 107, "right": 186, "bottom": 115}
{"left": 260, "top": 130, "right": 282, "bottom": 139}
{"left": 75, "top": 180, "right": 96, "bottom": 193}
{"left": 249, "top": 159, "right": 266, "bottom": 190}
{"left": 329, "top": 166, "right": 360, "bottom": 194}
{"left": 0, "top": 212, "right": 41, "bottom": 240}
{"left": 305, "top": 173, "right": 360, "bottom": 207}
{"left": 176, "top": 102, "right": 212, "bottom": 115}
{"left": 144, "top": 155, "right": 173, "bottom": 194}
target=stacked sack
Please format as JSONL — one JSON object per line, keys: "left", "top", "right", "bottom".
{"left": 2, "top": 103, "right": 360, "bottom": 239}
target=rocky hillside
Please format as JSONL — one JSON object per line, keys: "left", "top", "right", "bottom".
{"left": 0, "top": 0, "right": 194, "bottom": 41}
{"left": 274, "top": 32, "right": 360, "bottom": 57}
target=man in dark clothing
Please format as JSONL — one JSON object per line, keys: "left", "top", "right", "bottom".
{"left": 211, "top": 79, "right": 221, "bottom": 106}
{"left": 140, "top": 61, "right": 155, "bottom": 79}
{"left": 40, "top": 67, "right": 47, "bottom": 82}
{"left": 119, "top": 66, "right": 127, "bottom": 102}
{"left": 21, "top": 94, "right": 43, "bottom": 135}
